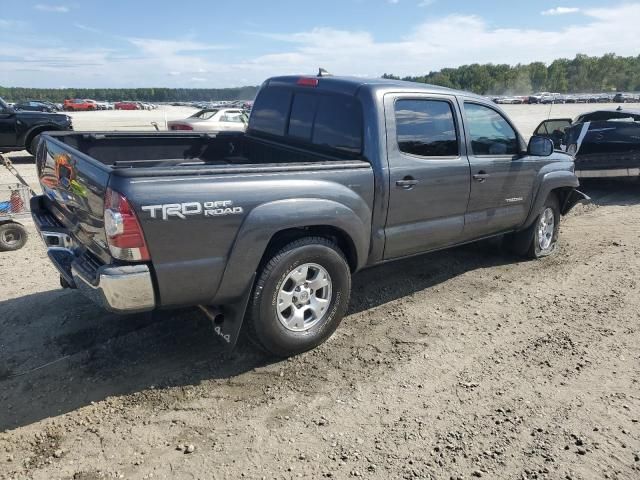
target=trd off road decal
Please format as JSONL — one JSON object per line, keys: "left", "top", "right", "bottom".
{"left": 141, "top": 201, "right": 243, "bottom": 220}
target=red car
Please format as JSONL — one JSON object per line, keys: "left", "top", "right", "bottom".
{"left": 63, "top": 99, "right": 97, "bottom": 111}
{"left": 115, "top": 101, "right": 140, "bottom": 110}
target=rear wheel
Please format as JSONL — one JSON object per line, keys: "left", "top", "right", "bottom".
{"left": 247, "top": 237, "right": 351, "bottom": 357}
{"left": 0, "top": 223, "right": 28, "bottom": 251}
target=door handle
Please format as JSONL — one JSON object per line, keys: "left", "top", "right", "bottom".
{"left": 473, "top": 171, "right": 489, "bottom": 183}
{"left": 396, "top": 177, "right": 418, "bottom": 189}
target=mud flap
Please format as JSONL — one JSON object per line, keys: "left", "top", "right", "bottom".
{"left": 198, "top": 273, "right": 255, "bottom": 350}
{"left": 561, "top": 189, "right": 590, "bottom": 215}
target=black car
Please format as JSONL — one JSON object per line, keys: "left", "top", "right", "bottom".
{"left": 14, "top": 100, "right": 58, "bottom": 113}
{"left": 534, "top": 107, "right": 640, "bottom": 178}
{"left": 0, "top": 97, "right": 73, "bottom": 155}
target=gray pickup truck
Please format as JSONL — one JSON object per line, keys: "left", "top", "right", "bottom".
{"left": 32, "top": 75, "right": 587, "bottom": 357}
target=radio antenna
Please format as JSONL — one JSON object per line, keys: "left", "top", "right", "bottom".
{"left": 547, "top": 97, "right": 554, "bottom": 120}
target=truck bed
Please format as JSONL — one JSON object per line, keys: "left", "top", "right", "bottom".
{"left": 35, "top": 130, "right": 374, "bottom": 309}
{"left": 48, "top": 131, "right": 364, "bottom": 171}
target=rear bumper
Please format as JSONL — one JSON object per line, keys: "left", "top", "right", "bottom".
{"left": 576, "top": 168, "right": 640, "bottom": 178}
{"left": 31, "top": 195, "right": 156, "bottom": 313}
{"left": 71, "top": 263, "right": 155, "bottom": 313}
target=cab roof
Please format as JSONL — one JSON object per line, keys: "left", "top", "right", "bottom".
{"left": 264, "top": 75, "right": 488, "bottom": 102}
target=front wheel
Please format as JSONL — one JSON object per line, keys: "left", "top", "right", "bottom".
{"left": 507, "top": 194, "right": 560, "bottom": 259}
{"left": 0, "top": 223, "right": 28, "bottom": 251}
{"left": 26, "top": 134, "right": 41, "bottom": 156}
{"left": 247, "top": 237, "right": 351, "bottom": 357}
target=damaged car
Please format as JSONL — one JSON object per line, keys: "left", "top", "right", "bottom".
{"left": 534, "top": 107, "right": 640, "bottom": 179}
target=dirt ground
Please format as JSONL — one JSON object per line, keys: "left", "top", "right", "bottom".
{"left": 0, "top": 105, "right": 639, "bottom": 480}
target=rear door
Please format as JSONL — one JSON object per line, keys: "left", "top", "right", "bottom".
{"left": 462, "top": 101, "right": 537, "bottom": 239}
{"left": 383, "top": 93, "right": 471, "bottom": 259}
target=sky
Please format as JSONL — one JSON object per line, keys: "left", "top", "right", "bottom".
{"left": 0, "top": 0, "right": 638, "bottom": 88}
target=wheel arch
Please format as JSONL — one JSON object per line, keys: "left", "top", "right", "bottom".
{"left": 521, "top": 170, "right": 579, "bottom": 229}
{"left": 260, "top": 225, "right": 358, "bottom": 273}
{"left": 23, "top": 125, "right": 61, "bottom": 152}
{"left": 213, "top": 198, "right": 370, "bottom": 304}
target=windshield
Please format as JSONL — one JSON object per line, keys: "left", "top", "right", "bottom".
{"left": 0, "top": 97, "right": 9, "bottom": 110}
{"left": 190, "top": 109, "right": 219, "bottom": 120}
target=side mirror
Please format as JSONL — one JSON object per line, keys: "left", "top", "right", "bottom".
{"left": 528, "top": 136, "right": 554, "bottom": 157}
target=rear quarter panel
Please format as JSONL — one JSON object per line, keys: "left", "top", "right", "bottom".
{"left": 111, "top": 164, "right": 374, "bottom": 308}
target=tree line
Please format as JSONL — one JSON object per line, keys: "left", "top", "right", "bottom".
{"left": 2, "top": 53, "right": 639, "bottom": 102}
{"left": 0, "top": 85, "right": 259, "bottom": 103}
{"left": 382, "top": 53, "right": 640, "bottom": 95}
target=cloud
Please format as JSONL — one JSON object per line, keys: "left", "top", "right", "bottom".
{"left": 74, "top": 23, "right": 101, "bottom": 33}
{"left": 1, "top": 2, "right": 639, "bottom": 88}
{"left": 541, "top": 7, "right": 580, "bottom": 15}
{"left": 127, "top": 38, "right": 228, "bottom": 56}
{"left": 418, "top": 0, "right": 436, "bottom": 6}
{"left": 34, "top": 4, "right": 70, "bottom": 13}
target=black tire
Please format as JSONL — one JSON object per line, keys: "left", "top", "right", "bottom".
{"left": 0, "top": 223, "right": 28, "bottom": 251}
{"left": 247, "top": 236, "right": 351, "bottom": 357}
{"left": 507, "top": 193, "right": 560, "bottom": 259}
{"left": 26, "top": 134, "right": 41, "bottom": 156}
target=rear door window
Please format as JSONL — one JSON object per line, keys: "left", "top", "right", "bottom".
{"left": 394, "top": 99, "right": 459, "bottom": 157}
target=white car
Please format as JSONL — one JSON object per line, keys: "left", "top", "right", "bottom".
{"left": 167, "top": 108, "right": 248, "bottom": 132}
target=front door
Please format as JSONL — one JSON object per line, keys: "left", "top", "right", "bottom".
{"left": 383, "top": 94, "right": 471, "bottom": 259}
{"left": 462, "top": 101, "right": 537, "bottom": 239}
{"left": 0, "top": 111, "right": 17, "bottom": 148}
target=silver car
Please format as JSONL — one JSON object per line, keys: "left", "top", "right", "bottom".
{"left": 167, "top": 108, "right": 248, "bottom": 132}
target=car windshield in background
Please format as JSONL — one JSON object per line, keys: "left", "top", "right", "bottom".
{"left": 190, "top": 109, "right": 219, "bottom": 120}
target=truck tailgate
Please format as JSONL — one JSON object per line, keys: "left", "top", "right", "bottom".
{"left": 36, "top": 135, "right": 112, "bottom": 263}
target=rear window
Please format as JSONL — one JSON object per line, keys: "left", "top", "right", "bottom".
{"left": 249, "top": 87, "right": 292, "bottom": 136}
{"left": 312, "top": 95, "right": 362, "bottom": 154}
{"left": 250, "top": 86, "right": 363, "bottom": 155}
{"left": 288, "top": 93, "right": 318, "bottom": 140}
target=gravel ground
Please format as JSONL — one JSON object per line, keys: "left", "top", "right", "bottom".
{"left": 0, "top": 105, "right": 639, "bottom": 480}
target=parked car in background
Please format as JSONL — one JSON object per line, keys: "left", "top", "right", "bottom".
{"left": 0, "top": 96, "right": 73, "bottom": 155}
{"left": 539, "top": 93, "right": 564, "bottom": 104}
{"left": 167, "top": 108, "right": 248, "bottom": 132}
{"left": 534, "top": 107, "right": 640, "bottom": 179}
{"left": 613, "top": 93, "right": 637, "bottom": 103}
{"left": 95, "top": 101, "right": 114, "bottom": 110}
{"left": 14, "top": 101, "right": 58, "bottom": 113}
{"left": 64, "top": 99, "right": 97, "bottom": 111}
{"left": 115, "top": 101, "right": 140, "bottom": 110}
{"left": 529, "top": 92, "right": 550, "bottom": 104}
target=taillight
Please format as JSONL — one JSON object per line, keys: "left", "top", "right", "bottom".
{"left": 104, "top": 188, "right": 150, "bottom": 262}
{"left": 170, "top": 124, "right": 193, "bottom": 131}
